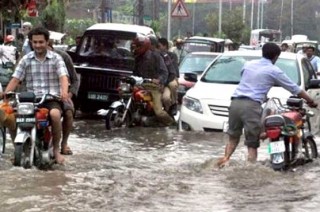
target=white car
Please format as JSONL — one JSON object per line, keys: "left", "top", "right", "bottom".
{"left": 179, "top": 50, "right": 319, "bottom": 131}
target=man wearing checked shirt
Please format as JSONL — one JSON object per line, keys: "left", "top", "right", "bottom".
{"left": 5, "top": 26, "right": 69, "bottom": 164}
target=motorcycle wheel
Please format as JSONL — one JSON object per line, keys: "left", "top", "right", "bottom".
{"left": 302, "top": 137, "right": 318, "bottom": 162}
{"left": 105, "top": 106, "right": 131, "bottom": 130}
{"left": 14, "top": 140, "right": 32, "bottom": 168}
{"left": 270, "top": 153, "right": 286, "bottom": 171}
{"left": 0, "top": 127, "right": 6, "bottom": 154}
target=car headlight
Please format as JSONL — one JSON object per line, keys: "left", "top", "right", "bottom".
{"left": 182, "top": 96, "right": 203, "bottom": 114}
{"left": 18, "top": 103, "right": 34, "bottom": 115}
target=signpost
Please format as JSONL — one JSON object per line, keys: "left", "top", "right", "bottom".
{"left": 171, "top": 0, "right": 189, "bottom": 17}
{"left": 171, "top": 0, "right": 189, "bottom": 39}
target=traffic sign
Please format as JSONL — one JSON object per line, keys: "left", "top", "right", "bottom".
{"left": 171, "top": 0, "right": 189, "bottom": 17}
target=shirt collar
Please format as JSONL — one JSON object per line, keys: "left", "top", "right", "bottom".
{"left": 261, "top": 57, "right": 273, "bottom": 64}
{"left": 27, "top": 49, "right": 54, "bottom": 59}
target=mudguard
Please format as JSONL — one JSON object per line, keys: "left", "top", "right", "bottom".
{"left": 14, "top": 131, "right": 31, "bottom": 144}
{"left": 109, "top": 101, "right": 125, "bottom": 109}
{"left": 304, "top": 131, "right": 314, "bottom": 140}
{"left": 14, "top": 128, "right": 36, "bottom": 166}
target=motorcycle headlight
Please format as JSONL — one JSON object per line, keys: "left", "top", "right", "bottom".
{"left": 120, "top": 83, "right": 131, "bottom": 92}
{"left": 18, "top": 103, "right": 34, "bottom": 115}
{"left": 182, "top": 96, "right": 203, "bottom": 114}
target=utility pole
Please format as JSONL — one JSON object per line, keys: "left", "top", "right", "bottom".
{"left": 167, "top": 0, "right": 171, "bottom": 40}
{"left": 260, "top": 0, "right": 264, "bottom": 29}
{"left": 135, "top": 0, "right": 144, "bottom": 25}
{"left": 250, "top": 0, "right": 254, "bottom": 29}
{"left": 257, "top": 0, "right": 260, "bottom": 29}
{"left": 242, "top": 0, "right": 246, "bottom": 24}
{"left": 279, "top": 0, "right": 284, "bottom": 41}
{"left": 153, "top": 0, "right": 160, "bottom": 21}
{"left": 291, "top": 0, "right": 293, "bottom": 37}
{"left": 218, "top": 0, "right": 222, "bottom": 36}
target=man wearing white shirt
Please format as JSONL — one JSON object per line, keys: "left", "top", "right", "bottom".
{"left": 305, "top": 46, "right": 320, "bottom": 75}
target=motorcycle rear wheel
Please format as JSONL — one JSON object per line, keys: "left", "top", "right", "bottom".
{"left": 302, "top": 137, "right": 318, "bottom": 162}
{"left": 270, "top": 153, "right": 286, "bottom": 171}
{"left": 105, "top": 106, "right": 132, "bottom": 130}
{"left": 0, "top": 127, "right": 6, "bottom": 154}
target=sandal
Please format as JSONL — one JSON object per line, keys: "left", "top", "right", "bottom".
{"left": 61, "top": 145, "right": 73, "bottom": 155}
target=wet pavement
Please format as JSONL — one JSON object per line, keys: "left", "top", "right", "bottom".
{"left": 1, "top": 117, "right": 320, "bottom": 212}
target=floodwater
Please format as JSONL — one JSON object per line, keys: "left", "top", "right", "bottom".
{"left": 1, "top": 118, "right": 320, "bottom": 212}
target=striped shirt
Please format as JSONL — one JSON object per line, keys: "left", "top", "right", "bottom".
{"left": 232, "top": 58, "right": 301, "bottom": 104}
{"left": 13, "top": 50, "right": 68, "bottom": 97}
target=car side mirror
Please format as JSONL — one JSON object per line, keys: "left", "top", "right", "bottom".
{"left": 308, "top": 79, "right": 320, "bottom": 89}
{"left": 184, "top": 72, "right": 198, "bottom": 83}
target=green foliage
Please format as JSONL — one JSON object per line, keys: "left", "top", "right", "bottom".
{"left": 206, "top": 7, "right": 248, "bottom": 43}
{"left": 150, "top": 20, "right": 161, "bottom": 36}
{"left": 117, "top": 3, "right": 134, "bottom": 15}
{"left": 64, "top": 19, "right": 95, "bottom": 45}
{"left": 40, "top": 0, "right": 65, "bottom": 31}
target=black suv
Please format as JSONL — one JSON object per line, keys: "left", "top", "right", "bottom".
{"left": 67, "top": 23, "right": 154, "bottom": 113}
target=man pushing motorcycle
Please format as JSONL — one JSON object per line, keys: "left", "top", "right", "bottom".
{"left": 4, "top": 26, "right": 69, "bottom": 164}
{"left": 131, "top": 34, "right": 175, "bottom": 126}
{"left": 217, "top": 42, "right": 318, "bottom": 168}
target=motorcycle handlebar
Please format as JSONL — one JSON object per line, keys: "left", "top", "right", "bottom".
{"left": 4, "top": 92, "right": 61, "bottom": 106}
{"left": 36, "top": 93, "right": 61, "bottom": 105}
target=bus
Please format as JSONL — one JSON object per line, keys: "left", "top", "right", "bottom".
{"left": 250, "top": 29, "right": 282, "bottom": 46}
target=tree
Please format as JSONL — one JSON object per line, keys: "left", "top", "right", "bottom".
{"left": 206, "top": 7, "right": 249, "bottom": 44}
{"left": 40, "top": 0, "right": 66, "bottom": 32}
{"left": 64, "top": 18, "right": 95, "bottom": 45}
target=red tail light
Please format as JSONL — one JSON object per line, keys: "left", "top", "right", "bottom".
{"left": 266, "top": 127, "right": 281, "bottom": 139}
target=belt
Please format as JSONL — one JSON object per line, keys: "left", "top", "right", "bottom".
{"left": 231, "top": 96, "right": 260, "bottom": 104}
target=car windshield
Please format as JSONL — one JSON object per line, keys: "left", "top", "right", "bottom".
{"left": 201, "top": 55, "right": 300, "bottom": 85}
{"left": 179, "top": 54, "right": 218, "bottom": 74}
{"left": 78, "top": 33, "right": 133, "bottom": 59}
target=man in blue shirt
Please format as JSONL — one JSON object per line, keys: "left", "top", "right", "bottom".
{"left": 305, "top": 46, "right": 320, "bottom": 74}
{"left": 217, "top": 43, "right": 318, "bottom": 168}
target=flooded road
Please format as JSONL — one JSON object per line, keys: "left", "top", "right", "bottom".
{"left": 1, "top": 118, "right": 320, "bottom": 212}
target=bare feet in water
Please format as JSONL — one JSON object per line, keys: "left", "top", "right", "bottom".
{"left": 54, "top": 150, "right": 65, "bottom": 164}
{"left": 216, "top": 157, "right": 229, "bottom": 168}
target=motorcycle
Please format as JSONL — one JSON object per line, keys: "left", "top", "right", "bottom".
{"left": 262, "top": 96, "right": 318, "bottom": 171}
{"left": 6, "top": 92, "right": 60, "bottom": 169}
{"left": 98, "top": 75, "right": 172, "bottom": 129}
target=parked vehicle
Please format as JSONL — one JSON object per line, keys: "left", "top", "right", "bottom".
{"left": 97, "top": 76, "right": 166, "bottom": 129}
{"left": 250, "top": 29, "right": 281, "bottom": 46}
{"left": 281, "top": 34, "right": 320, "bottom": 56}
{"left": 263, "top": 96, "right": 318, "bottom": 171}
{"left": 6, "top": 92, "right": 59, "bottom": 169}
{"left": 182, "top": 36, "right": 225, "bottom": 54}
{"left": 179, "top": 51, "right": 320, "bottom": 131}
{"left": 178, "top": 52, "right": 220, "bottom": 103}
{"left": 67, "top": 23, "right": 155, "bottom": 113}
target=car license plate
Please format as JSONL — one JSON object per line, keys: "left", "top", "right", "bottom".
{"left": 16, "top": 117, "right": 36, "bottom": 123}
{"left": 268, "top": 140, "right": 285, "bottom": 154}
{"left": 87, "top": 92, "right": 109, "bottom": 102}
